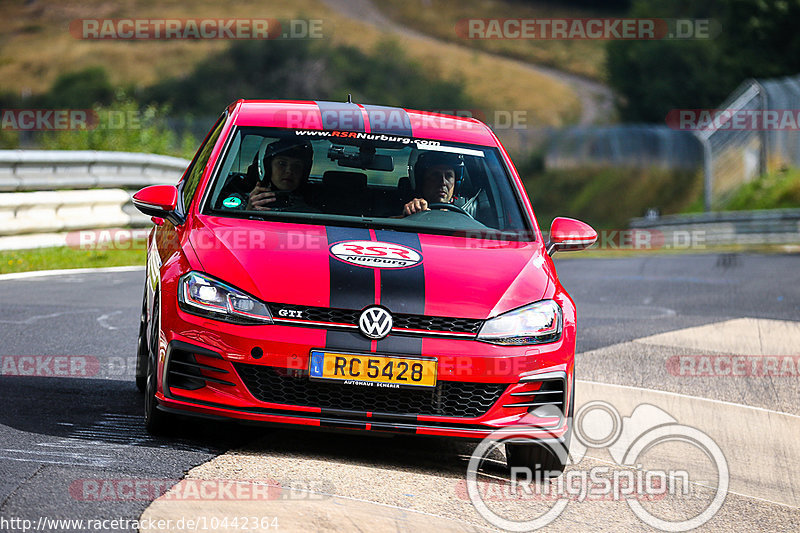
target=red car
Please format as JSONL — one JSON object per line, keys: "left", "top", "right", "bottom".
{"left": 133, "top": 100, "right": 596, "bottom": 473}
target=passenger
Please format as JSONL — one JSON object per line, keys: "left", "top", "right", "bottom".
{"left": 246, "top": 139, "right": 315, "bottom": 211}
{"left": 402, "top": 152, "right": 464, "bottom": 216}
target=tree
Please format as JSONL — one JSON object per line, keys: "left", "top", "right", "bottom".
{"left": 608, "top": 0, "right": 800, "bottom": 122}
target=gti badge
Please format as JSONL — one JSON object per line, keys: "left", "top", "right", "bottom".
{"left": 358, "top": 306, "right": 393, "bottom": 340}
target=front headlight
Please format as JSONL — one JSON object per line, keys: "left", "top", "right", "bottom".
{"left": 178, "top": 272, "right": 273, "bottom": 325}
{"left": 477, "top": 300, "right": 562, "bottom": 345}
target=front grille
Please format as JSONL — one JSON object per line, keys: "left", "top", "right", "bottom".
{"left": 269, "top": 303, "right": 483, "bottom": 336}
{"left": 392, "top": 313, "right": 483, "bottom": 334}
{"left": 295, "top": 306, "right": 359, "bottom": 324}
{"left": 233, "top": 363, "right": 507, "bottom": 418}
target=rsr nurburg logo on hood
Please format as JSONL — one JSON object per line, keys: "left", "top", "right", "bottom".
{"left": 329, "top": 240, "right": 422, "bottom": 269}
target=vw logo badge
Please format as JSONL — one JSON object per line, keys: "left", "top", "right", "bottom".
{"left": 358, "top": 306, "right": 393, "bottom": 340}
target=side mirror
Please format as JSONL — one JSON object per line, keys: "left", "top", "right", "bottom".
{"left": 132, "top": 185, "right": 183, "bottom": 225}
{"left": 547, "top": 217, "right": 597, "bottom": 255}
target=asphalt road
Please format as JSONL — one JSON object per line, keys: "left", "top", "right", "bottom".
{"left": 0, "top": 252, "right": 798, "bottom": 532}
{"left": 556, "top": 252, "right": 800, "bottom": 352}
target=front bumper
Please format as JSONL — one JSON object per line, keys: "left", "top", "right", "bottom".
{"left": 155, "top": 302, "right": 575, "bottom": 440}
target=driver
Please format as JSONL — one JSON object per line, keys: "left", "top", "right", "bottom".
{"left": 402, "top": 152, "right": 463, "bottom": 216}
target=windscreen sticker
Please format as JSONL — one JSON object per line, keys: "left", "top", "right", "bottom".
{"left": 221, "top": 196, "right": 242, "bottom": 208}
{"left": 329, "top": 240, "right": 422, "bottom": 269}
{"left": 294, "top": 130, "right": 440, "bottom": 147}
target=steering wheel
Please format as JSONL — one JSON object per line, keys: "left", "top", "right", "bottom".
{"left": 427, "top": 202, "right": 472, "bottom": 217}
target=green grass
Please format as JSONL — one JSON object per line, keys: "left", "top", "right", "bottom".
{"left": 722, "top": 167, "right": 800, "bottom": 210}
{"left": 0, "top": 247, "right": 144, "bottom": 275}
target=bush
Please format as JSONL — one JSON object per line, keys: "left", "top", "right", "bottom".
{"left": 724, "top": 168, "right": 800, "bottom": 210}
{"left": 518, "top": 162, "right": 702, "bottom": 229}
{"left": 141, "top": 38, "right": 475, "bottom": 114}
{"left": 607, "top": 0, "right": 800, "bottom": 122}
{"left": 37, "top": 95, "right": 196, "bottom": 158}
{"left": 40, "top": 67, "right": 115, "bottom": 108}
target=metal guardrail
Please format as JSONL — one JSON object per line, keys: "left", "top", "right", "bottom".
{"left": 0, "top": 150, "right": 188, "bottom": 249}
{"left": 0, "top": 150, "right": 188, "bottom": 192}
{"left": 630, "top": 209, "right": 800, "bottom": 246}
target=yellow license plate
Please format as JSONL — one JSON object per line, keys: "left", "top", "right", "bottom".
{"left": 309, "top": 350, "right": 437, "bottom": 388}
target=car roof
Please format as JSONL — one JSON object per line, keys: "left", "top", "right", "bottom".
{"left": 227, "top": 99, "right": 499, "bottom": 146}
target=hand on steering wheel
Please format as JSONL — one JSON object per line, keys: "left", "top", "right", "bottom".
{"left": 426, "top": 202, "right": 472, "bottom": 217}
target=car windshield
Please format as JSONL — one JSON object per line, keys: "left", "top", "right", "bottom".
{"left": 202, "top": 127, "right": 532, "bottom": 239}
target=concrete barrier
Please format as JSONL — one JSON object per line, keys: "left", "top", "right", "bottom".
{"left": 0, "top": 150, "right": 189, "bottom": 192}
{"left": 0, "top": 150, "right": 188, "bottom": 250}
{"left": 0, "top": 189, "right": 145, "bottom": 236}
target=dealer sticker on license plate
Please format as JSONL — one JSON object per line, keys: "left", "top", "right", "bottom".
{"left": 309, "top": 350, "right": 437, "bottom": 388}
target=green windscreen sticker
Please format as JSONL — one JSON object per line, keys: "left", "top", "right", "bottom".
{"left": 222, "top": 196, "right": 242, "bottom": 208}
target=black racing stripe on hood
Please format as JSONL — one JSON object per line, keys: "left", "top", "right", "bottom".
{"left": 362, "top": 105, "right": 412, "bottom": 136}
{"left": 326, "top": 226, "right": 373, "bottom": 351}
{"left": 374, "top": 230, "right": 424, "bottom": 354}
{"left": 315, "top": 101, "right": 365, "bottom": 131}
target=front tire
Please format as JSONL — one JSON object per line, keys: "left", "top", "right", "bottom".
{"left": 135, "top": 288, "right": 148, "bottom": 392}
{"left": 506, "top": 440, "right": 568, "bottom": 477}
{"left": 143, "top": 293, "right": 171, "bottom": 435}
{"left": 506, "top": 374, "right": 575, "bottom": 477}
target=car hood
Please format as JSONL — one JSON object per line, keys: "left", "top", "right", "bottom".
{"left": 189, "top": 217, "right": 553, "bottom": 319}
